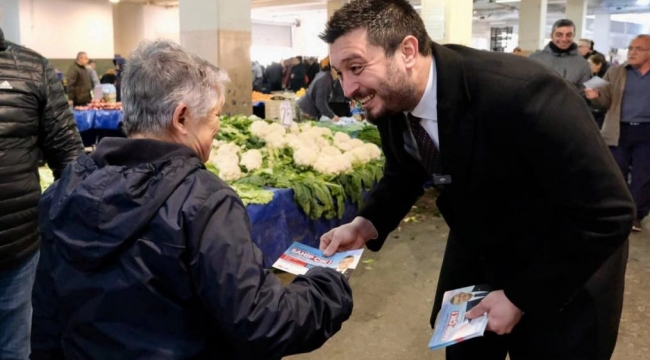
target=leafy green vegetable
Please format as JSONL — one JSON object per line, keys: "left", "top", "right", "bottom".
{"left": 210, "top": 115, "right": 385, "bottom": 219}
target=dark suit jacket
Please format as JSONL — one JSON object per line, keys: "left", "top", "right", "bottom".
{"left": 357, "top": 44, "right": 634, "bottom": 321}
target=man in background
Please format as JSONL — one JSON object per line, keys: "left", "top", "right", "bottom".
{"left": 66, "top": 51, "right": 92, "bottom": 106}
{"left": 252, "top": 61, "right": 263, "bottom": 92}
{"left": 586, "top": 34, "right": 650, "bottom": 232}
{"left": 265, "top": 61, "right": 284, "bottom": 92}
{"left": 0, "top": 27, "right": 84, "bottom": 359}
{"left": 530, "top": 19, "right": 592, "bottom": 89}
{"left": 87, "top": 59, "right": 100, "bottom": 88}
{"left": 578, "top": 38, "right": 605, "bottom": 60}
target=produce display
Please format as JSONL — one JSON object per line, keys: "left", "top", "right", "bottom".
{"left": 38, "top": 114, "right": 385, "bottom": 221}
{"left": 209, "top": 115, "right": 384, "bottom": 219}
{"left": 252, "top": 91, "right": 271, "bottom": 102}
{"left": 74, "top": 99, "right": 122, "bottom": 111}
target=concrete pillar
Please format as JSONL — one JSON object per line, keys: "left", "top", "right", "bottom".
{"left": 179, "top": 0, "right": 252, "bottom": 116}
{"left": 565, "top": 0, "right": 587, "bottom": 40}
{"left": 327, "top": 0, "right": 346, "bottom": 19}
{"left": 592, "top": 14, "right": 611, "bottom": 58}
{"left": 0, "top": 0, "right": 22, "bottom": 44}
{"left": 113, "top": 3, "right": 145, "bottom": 57}
{"left": 421, "top": 0, "right": 472, "bottom": 46}
{"left": 519, "top": 0, "right": 548, "bottom": 52}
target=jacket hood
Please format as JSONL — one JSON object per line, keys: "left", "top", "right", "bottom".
{"left": 42, "top": 138, "right": 204, "bottom": 271}
{"left": 113, "top": 56, "right": 126, "bottom": 66}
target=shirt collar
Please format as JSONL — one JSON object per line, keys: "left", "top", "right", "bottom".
{"left": 409, "top": 58, "right": 437, "bottom": 121}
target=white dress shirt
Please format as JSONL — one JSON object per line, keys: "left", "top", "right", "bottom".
{"left": 404, "top": 58, "right": 439, "bottom": 155}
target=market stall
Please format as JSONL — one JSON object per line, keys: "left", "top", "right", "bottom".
{"left": 46, "top": 114, "right": 383, "bottom": 266}
{"left": 73, "top": 100, "right": 125, "bottom": 146}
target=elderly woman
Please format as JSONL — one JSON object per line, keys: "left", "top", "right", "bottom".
{"left": 31, "top": 40, "right": 353, "bottom": 359}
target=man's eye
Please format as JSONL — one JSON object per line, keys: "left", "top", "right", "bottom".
{"left": 351, "top": 66, "right": 363, "bottom": 75}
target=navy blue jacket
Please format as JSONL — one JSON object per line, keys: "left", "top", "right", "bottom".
{"left": 32, "top": 138, "right": 353, "bottom": 360}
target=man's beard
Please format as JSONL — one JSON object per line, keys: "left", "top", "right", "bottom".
{"left": 365, "top": 64, "right": 416, "bottom": 124}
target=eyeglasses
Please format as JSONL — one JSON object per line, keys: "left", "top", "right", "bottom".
{"left": 628, "top": 47, "right": 650, "bottom": 53}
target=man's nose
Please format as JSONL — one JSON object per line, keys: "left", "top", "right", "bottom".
{"left": 341, "top": 78, "right": 358, "bottom": 99}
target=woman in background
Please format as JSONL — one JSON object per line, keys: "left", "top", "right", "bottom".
{"left": 587, "top": 53, "right": 609, "bottom": 128}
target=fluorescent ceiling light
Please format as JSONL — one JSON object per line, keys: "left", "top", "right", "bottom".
{"left": 495, "top": 0, "right": 521, "bottom": 3}
{"left": 109, "top": 0, "right": 120, "bottom": 3}
{"left": 637, "top": 0, "right": 650, "bottom": 5}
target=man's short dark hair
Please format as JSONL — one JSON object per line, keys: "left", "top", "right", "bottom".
{"left": 76, "top": 51, "right": 87, "bottom": 60}
{"left": 552, "top": 19, "right": 576, "bottom": 34}
{"left": 319, "top": 0, "right": 433, "bottom": 57}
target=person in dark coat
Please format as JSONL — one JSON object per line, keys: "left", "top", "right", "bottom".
{"left": 306, "top": 57, "right": 321, "bottom": 85}
{"left": 265, "top": 61, "right": 284, "bottom": 92}
{"left": 319, "top": 1, "right": 633, "bottom": 360}
{"left": 32, "top": 40, "right": 353, "bottom": 360}
{"left": 0, "top": 27, "right": 83, "bottom": 359}
{"left": 113, "top": 55, "right": 126, "bottom": 102}
{"left": 66, "top": 51, "right": 92, "bottom": 106}
{"left": 100, "top": 68, "right": 116, "bottom": 84}
{"left": 289, "top": 57, "right": 307, "bottom": 91}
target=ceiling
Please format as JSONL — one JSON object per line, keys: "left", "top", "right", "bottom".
{"left": 83, "top": 0, "right": 650, "bottom": 20}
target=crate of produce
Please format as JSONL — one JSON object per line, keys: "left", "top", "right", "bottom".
{"left": 265, "top": 93, "right": 296, "bottom": 121}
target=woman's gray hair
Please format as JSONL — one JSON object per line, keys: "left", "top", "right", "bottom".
{"left": 121, "top": 40, "right": 230, "bottom": 136}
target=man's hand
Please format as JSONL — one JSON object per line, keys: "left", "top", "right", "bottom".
{"left": 320, "top": 217, "right": 378, "bottom": 256}
{"left": 465, "top": 290, "right": 523, "bottom": 335}
{"left": 585, "top": 88, "right": 599, "bottom": 100}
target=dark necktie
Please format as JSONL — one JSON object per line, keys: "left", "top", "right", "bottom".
{"left": 408, "top": 113, "right": 439, "bottom": 175}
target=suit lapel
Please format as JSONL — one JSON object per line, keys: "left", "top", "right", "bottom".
{"left": 432, "top": 44, "right": 475, "bottom": 189}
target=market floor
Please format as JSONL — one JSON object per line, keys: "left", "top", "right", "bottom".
{"left": 285, "top": 190, "right": 650, "bottom": 360}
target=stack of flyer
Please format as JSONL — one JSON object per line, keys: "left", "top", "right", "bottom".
{"left": 272, "top": 242, "right": 363, "bottom": 279}
{"left": 429, "top": 285, "right": 492, "bottom": 350}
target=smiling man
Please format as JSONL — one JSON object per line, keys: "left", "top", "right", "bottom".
{"left": 318, "top": 1, "right": 634, "bottom": 359}
{"left": 529, "top": 19, "right": 592, "bottom": 89}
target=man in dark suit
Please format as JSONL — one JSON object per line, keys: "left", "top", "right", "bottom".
{"left": 318, "top": 1, "right": 634, "bottom": 359}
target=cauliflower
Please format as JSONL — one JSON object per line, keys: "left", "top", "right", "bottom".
{"left": 333, "top": 132, "right": 351, "bottom": 143}
{"left": 250, "top": 120, "right": 270, "bottom": 138}
{"left": 363, "top": 143, "right": 382, "bottom": 160}
{"left": 321, "top": 145, "right": 342, "bottom": 157}
{"left": 346, "top": 147, "right": 373, "bottom": 165}
{"left": 290, "top": 123, "right": 300, "bottom": 134}
{"left": 213, "top": 152, "right": 239, "bottom": 168}
{"left": 285, "top": 133, "right": 299, "bottom": 146}
{"left": 313, "top": 153, "right": 353, "bottom": 175}
{"left": 216, "top": 143, "right": 241, "bottom": 157}
{"left": 211, "top": 151, "right": 242, "bottom": 182}
{"left": 264, "top": 132, "right": 288, "bottom": 149}
{"left": 294, "top": 132, "right": 329, "bottom": 150}
{"left": 348, "top": 139, "right": 365, "bottom": 149}
{"left": 267, "top": 122, "right": 286, "bottom": 135}
{"left": 293, "top": 146, "right": 320, "bottom": 167}
{"left": 334, "top": 140, "right": 353, "bottom": 151}
{"left": 217, "top": 162, "right": 243, "bottom": 182}
{"left": 240, "top": 150, "right": 263, "bottom": 171}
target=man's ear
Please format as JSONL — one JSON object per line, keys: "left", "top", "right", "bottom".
{"left": 171, "top": 104, "right": 189, "bottom": 135}
{"left": 401, "top": 35, "right": 420, "bottom": 69}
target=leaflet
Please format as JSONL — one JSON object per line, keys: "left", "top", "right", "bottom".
{"left": 584, "top": 76, "right": 609, "bottom": 89}
{"left": 429, "top": 285, "right": 492, "bottom": 350}
{"left": 272, "top": 242, "right": 364, "bottom": 279}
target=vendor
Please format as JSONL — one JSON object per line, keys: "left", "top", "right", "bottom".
{"left": 297, "top": 57, "right": 348, "bottom": 121}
